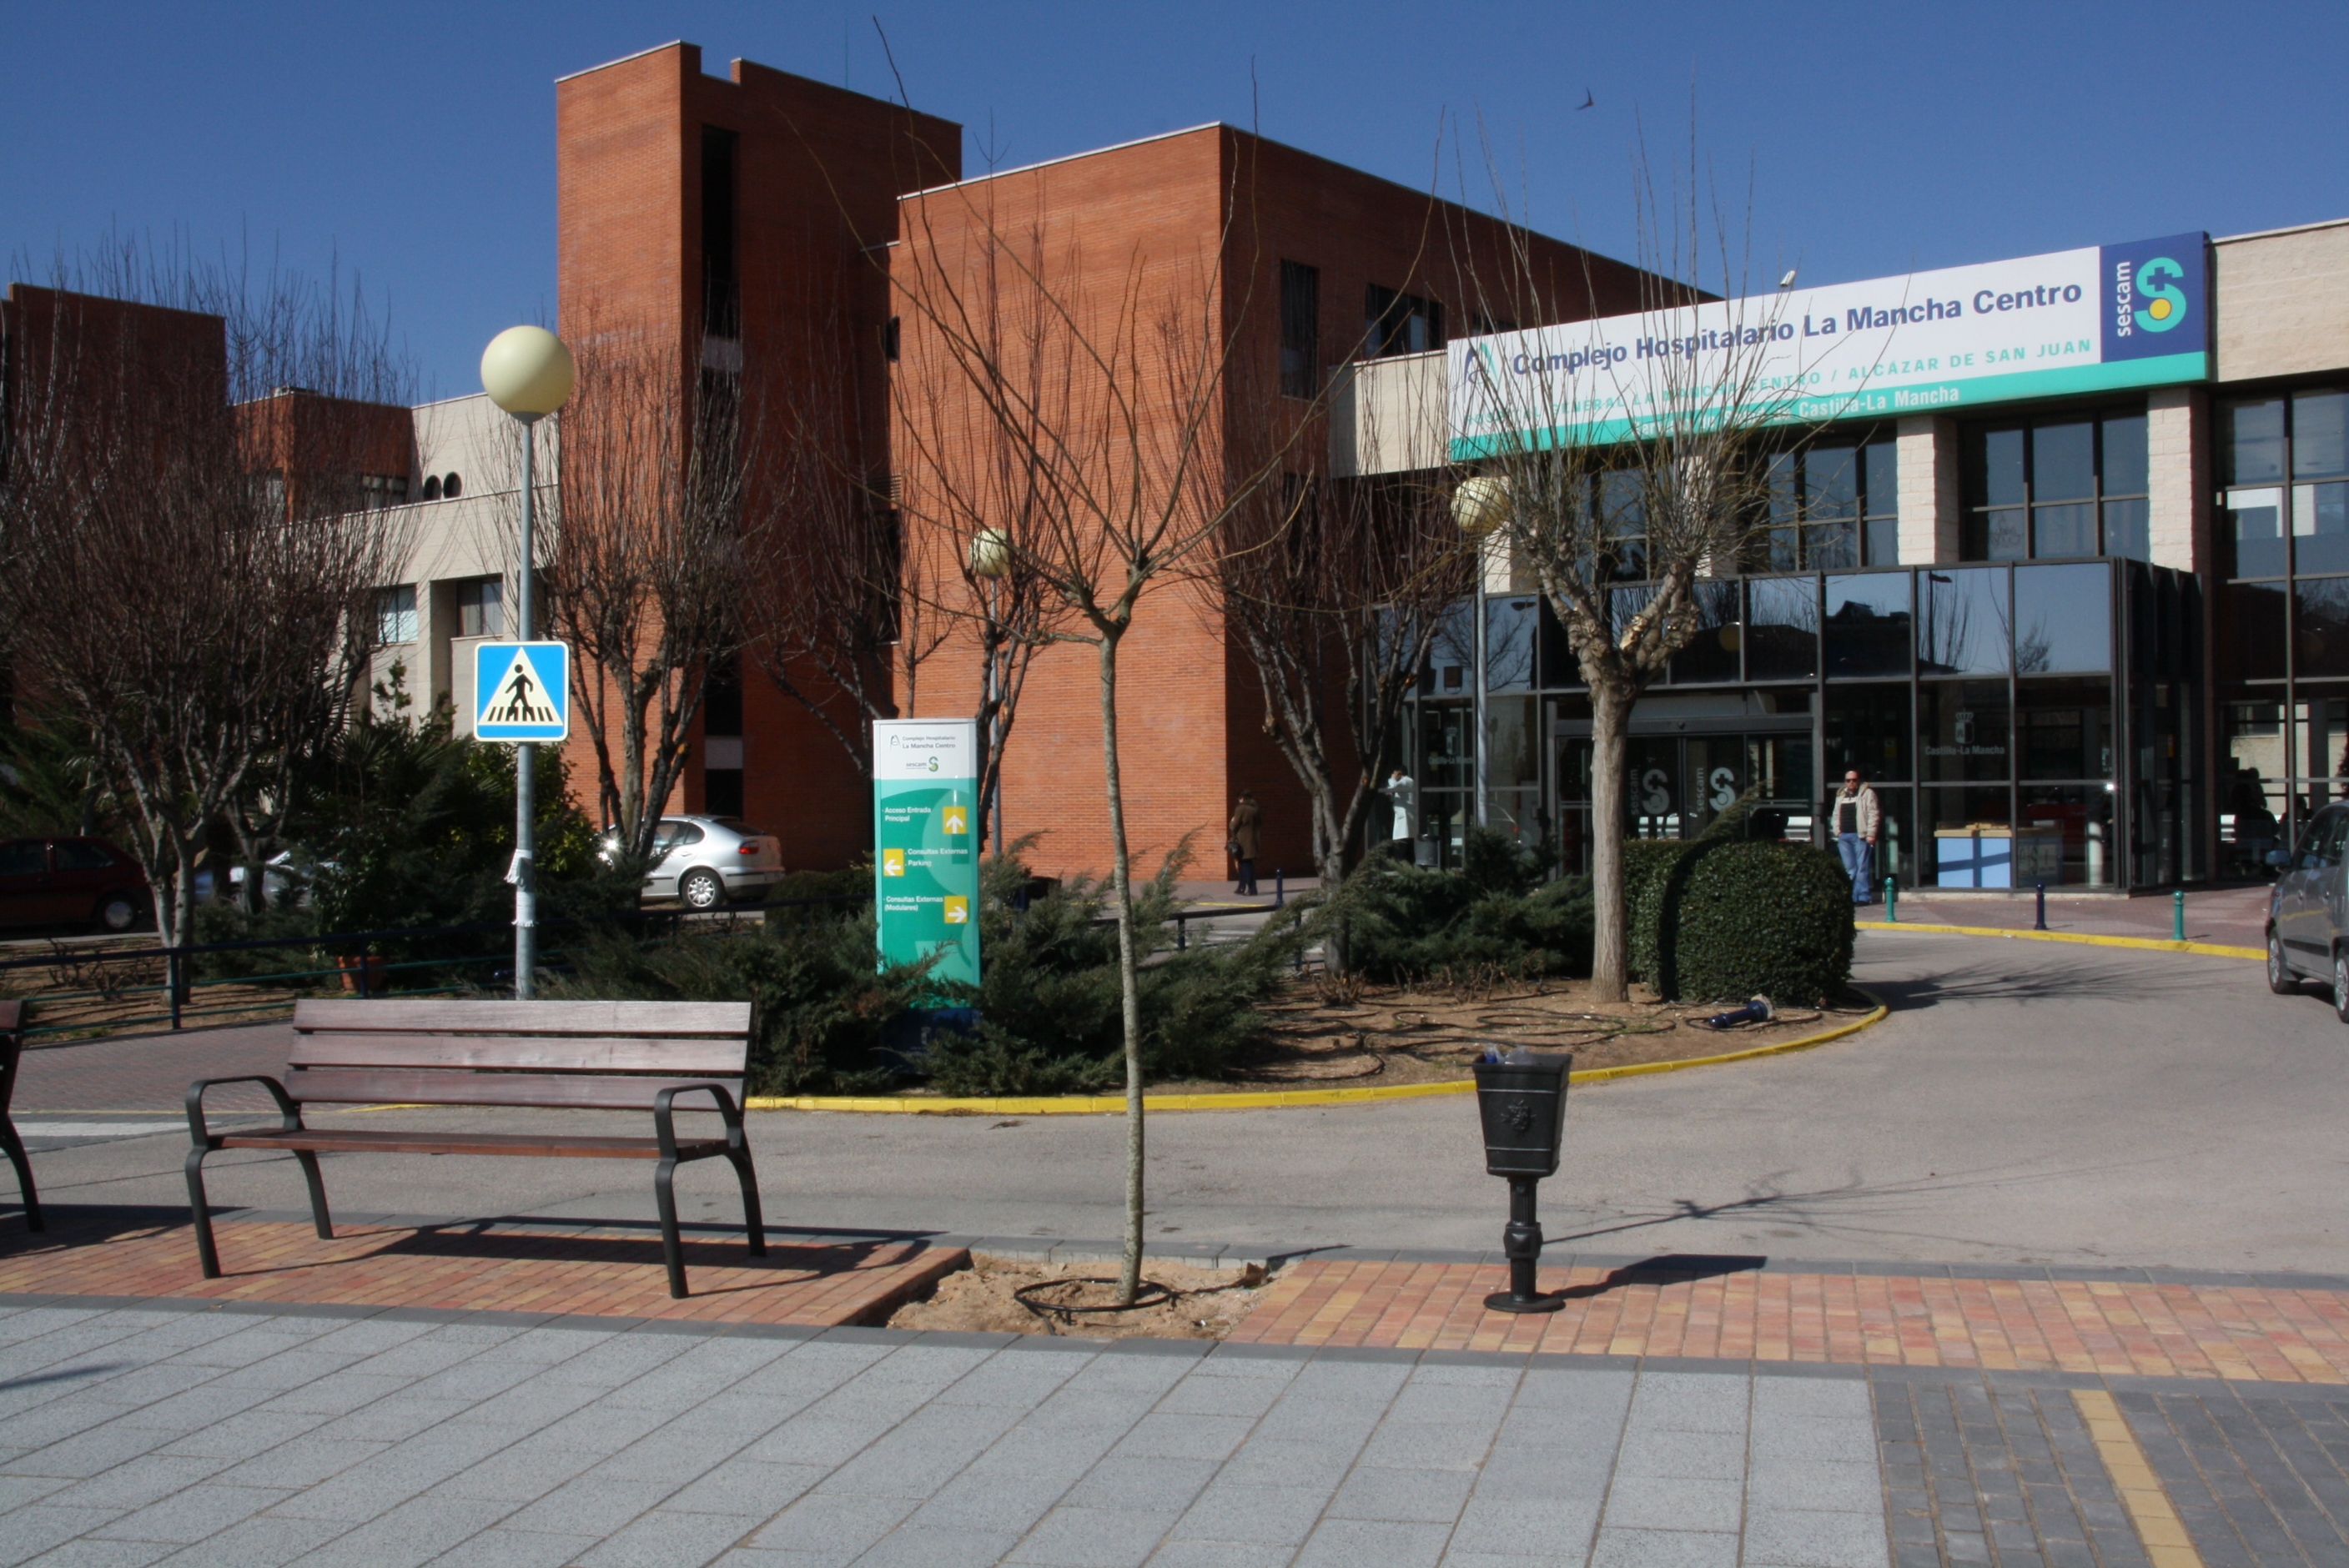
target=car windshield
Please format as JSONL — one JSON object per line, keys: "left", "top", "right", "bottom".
{"left": 712, "top": 818, "right": 766, "bottom": 836}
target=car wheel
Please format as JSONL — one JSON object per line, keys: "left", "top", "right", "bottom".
{"left": 2271, "top": 931, "right": 2300, "bottom": 994}
{"left": 95, "top": 892, "right": 142, "bottom": 933}
{"left": 680, "top": 869, "right": 725, "bottom": 912}
{"left": 2335, "top": 949, "right": 2349, "bottom": 1025}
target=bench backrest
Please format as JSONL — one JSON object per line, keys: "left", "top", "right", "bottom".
{"left": 287, "top": 998, "right": 754, "bottom": 1111}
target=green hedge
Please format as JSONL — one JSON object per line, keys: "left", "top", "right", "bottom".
{"left": 1627, "top": 837, "right": 1854, "bottom": 1004}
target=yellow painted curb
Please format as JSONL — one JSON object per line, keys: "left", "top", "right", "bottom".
{"left": 1859, "top": 918, "right": 2261, "bottom": 962}
{"left": 744, "top": 990, "right": 1889, "bottom": 1115}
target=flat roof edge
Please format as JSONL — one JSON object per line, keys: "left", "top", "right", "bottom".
{"left": 906, "top": 123, "right": 1223, "bottom": 199}
{"left": 556, "top": 40, "right": 691, "bottom": 85}
{"left": 2216, "top": 214, "right": 2349, "bottom": 246}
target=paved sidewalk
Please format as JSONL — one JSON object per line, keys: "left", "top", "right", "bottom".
{"left": 1859, "top": 885, "right": 2269, "bottom": 952}
{"left": 16, "top": 1293, "right": 2349, "bottom": 1565}
{"left": 0, "top": 1294, "right": 1895, "bottom": 1568}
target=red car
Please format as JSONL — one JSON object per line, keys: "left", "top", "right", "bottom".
{"left": 0, "top": 838, "right": 150, "bottom": 932}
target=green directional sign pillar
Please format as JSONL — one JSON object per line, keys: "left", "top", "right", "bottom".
{"left": 872, "top": 719, "right": 980, "bottom": 988}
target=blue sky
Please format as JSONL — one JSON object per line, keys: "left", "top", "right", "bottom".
{"left": 5, "top": 2, "right": 2342, "bottom": 400}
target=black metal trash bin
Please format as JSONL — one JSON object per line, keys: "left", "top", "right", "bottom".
{"left": 1472, "top": 1050, "right": 1572, "bottom": 1313}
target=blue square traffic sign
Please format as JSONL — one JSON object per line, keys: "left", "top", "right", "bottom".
{"left": 473, "top": 641, "right": 571, "bottom": 742}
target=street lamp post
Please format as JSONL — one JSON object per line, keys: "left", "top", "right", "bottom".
{"left": 480, "top": 326, "right": 576, "bottom": 999}
{"left": 969, "top": 527, "right": 1012, "bottom": 854}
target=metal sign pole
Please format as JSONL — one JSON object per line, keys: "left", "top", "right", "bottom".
{"left": 514, "top": 414, "right": 539, "bottom": 998}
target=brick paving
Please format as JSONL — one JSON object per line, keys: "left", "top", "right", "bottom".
{"left": 0, "top": 1209, "right": 965, "bottom": 1329}
{"left": 1231, "top": 1257, "right": 2349, "bottom": 1385}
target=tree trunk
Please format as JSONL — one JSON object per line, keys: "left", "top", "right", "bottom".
{"left": 1095, "top": 627, "right": 1146, "bottom": 1304}
{"left": 1588, "top": 674, "right": 1635, "bottom": 1003}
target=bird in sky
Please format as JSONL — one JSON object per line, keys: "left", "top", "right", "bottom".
{"left": 1576, "top": 88, "right": 1595, "bottom": 110}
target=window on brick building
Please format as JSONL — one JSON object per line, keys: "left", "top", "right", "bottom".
{"left": 883, "top": 316, "right": 900, "bottom": 363}
{"left": 701, "top": 125, "right": 740, "bottom": 340}
{"left": 1366, "top": 284, "right": 1442, "bottom": 358}
{"left": 1279, "top": 261, "right": 1319, "bottom": 398}
{"left": 2221, "top": 390, "right": 2348, "bottom": 579}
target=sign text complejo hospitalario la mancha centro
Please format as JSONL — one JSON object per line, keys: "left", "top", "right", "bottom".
{"left": 1448, "top": 232, "right": 2208, "bottom": 456}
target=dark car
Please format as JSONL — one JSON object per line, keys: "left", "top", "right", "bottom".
{"left": 0, "top": 837, "right": 150, "bottom": 932}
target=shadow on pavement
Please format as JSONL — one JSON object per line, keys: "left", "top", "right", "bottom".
{"left": 1561, "top": 1252, "right": 1765, "bottom": 1299}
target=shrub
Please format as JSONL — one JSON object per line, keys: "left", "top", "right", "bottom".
{"left": 1631, "top": 837, "right": 1854, "bottom": 1003}
{"left": 922, "top": 848, "right": 1308, "bottom": 1095}
{"left": 551, "top": 910, "right": 931, "bottom": 1098}
{"left": 1338, "top": 829, "right": 1593, "bottom": 985}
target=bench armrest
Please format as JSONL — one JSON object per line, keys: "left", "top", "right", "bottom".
{"left": 186, "top": 1075, "right": 300, "bottom": 1148}
{"left": 651, "top": 1082, "right": 742, "bottom": 1160}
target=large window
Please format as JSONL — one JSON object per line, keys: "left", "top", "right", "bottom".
{"left": 1366, "top": 284, "right": 1442, "bottom": 358}
{"left": 2221, "top": 389, "right": 2349, "bottom": 579}
{"left": 1767, "top": 438, "right": 1896, "bottom": 569}
{"left": 1279, "top": 261, "right": 1320, "bottom": 398}
{"left": 1960, "top": 410, "right": 2150, "bottom": 560}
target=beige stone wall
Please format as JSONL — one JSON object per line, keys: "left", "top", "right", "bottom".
{"left": 1328, "top": 350, "right": 1446, "bottom": 477}
{"left": 2215, "top": 219, "right": 2349, "bottom": 384}
{"left": 1895, "top": 415, "right": 1959, "bottom": 564}
{"left": 2146, "top": 385, "right": 2207, "bottom": 574}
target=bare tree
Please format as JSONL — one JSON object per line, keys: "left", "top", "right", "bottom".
{"left": 1212, "top": 449, "right": 1471, "bottom": 952}
{"left": 890, "top": 153, "right": 1298, "bottom": 1302}
{"left": 0, "top": 249, "right": 411, "bottom": 947}
{"left": 1447, "top": 149, "right": 1818, "bottom": 1001}
{"left": 515, "top": 310, "right": 748, "bottom": 861}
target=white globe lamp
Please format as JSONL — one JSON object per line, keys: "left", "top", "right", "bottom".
{"left": 480, "top": 326, "right": 576, "bottom": 420}
{"left": 1451, "top": 475, "right": 1511, "bottom": 536}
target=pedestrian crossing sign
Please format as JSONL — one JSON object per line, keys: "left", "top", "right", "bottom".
{"left": 473, "top": 641, "right": 571, "bottom": 742}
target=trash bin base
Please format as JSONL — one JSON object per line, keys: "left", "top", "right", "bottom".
{"left": 1482, "top": 1289, "right": 1566, "bottom": 1314}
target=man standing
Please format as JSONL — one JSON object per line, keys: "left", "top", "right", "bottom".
{"left": 1832, "top": 769, "right": 1882, "bottom": 905}
{"left": 1228, "top": 791, "right": 1261, "bottom": 896}
{"left": 1385, "top": 767, "right": 1416, "bottom": 861}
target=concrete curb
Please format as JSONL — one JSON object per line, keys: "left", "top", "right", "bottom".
{"left": 744, "top": 988, "right": 1890, "bottom": 1116}
{"left": 1859, "top": 918, "right": 2261, "bottom": 961}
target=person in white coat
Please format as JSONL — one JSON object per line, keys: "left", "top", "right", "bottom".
{"left": 1385, "top": 768, "right": 1416, "bottom": 860}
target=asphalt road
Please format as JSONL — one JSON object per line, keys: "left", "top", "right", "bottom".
{"left": 14, "top": 929, "right": 2346, "bottom": 1272}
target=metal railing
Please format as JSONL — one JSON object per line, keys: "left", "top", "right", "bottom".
{"left": 1, "top": 896, "right": 861, "bottom": 1041}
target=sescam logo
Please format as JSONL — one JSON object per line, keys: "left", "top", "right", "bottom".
{"left": 2128, "top": 257, "right": 2189, "bottom": 335}
{"left": 2099, "top": 234, "right": 2206, "bottom": 364}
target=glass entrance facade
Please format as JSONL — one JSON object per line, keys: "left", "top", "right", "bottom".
{"left": 1406, "top": 558, "right": 2201, "bottom": 889}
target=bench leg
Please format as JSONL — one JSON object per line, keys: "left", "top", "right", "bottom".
{"left": 291, "top": 1151, "right": 334, "bottom": 1240}
{"left": 1, "top": 1119, "right": 40, "bottom": 1233}
{"left": 184, "top": 1148, "right": 221, "bottom": 1279}
{"left": 653, "top": 1158, "right": 687, "bottom": 1299}
{"left": 728, "top": 1148, "right": 766, "bottom": 1257}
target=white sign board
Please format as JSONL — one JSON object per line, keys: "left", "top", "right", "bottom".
{"left": 472, "top": 641, "right": 571, "bottom": 743}
{"left": 1449, "top": 233, "right": 2208, "bottom": 456}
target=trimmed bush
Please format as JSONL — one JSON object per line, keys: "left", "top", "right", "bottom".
{"left": 1631, "top": 837, "right": 1854, "bottom": 1003}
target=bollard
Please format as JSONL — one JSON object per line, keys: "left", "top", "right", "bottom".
{"left": 1472, "top": 1048, "right": 1572, "bottom": 1314}
{"left": 2174, "top": 888, "right": 2186, "bottom": 942}
{"left": 1884, "top": 877, "right": 1898, "bottom": 922}
{"left": 1274, "top": 869, "right": 1285, "bottom": 909}
{"left": 2034, "top": 882, "right": 2047, "bottom": 932}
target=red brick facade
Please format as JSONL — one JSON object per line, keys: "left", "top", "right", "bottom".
{"left": 552, "top": 47, "right": 1656, "bottom": 878}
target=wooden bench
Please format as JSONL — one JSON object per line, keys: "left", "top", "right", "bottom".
{"left": 0, "top": 999, "right": 39, "bottom": 1232}
{"left": 184, "top": 998, "right": 764, "bottom": 1298}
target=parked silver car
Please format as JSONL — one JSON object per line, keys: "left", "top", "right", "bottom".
{"left": 2266, "top": 803, "right": 2349, "bottom": 1017}
{"left": 600, "top": 816, "right": 785, "bottom": 911}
